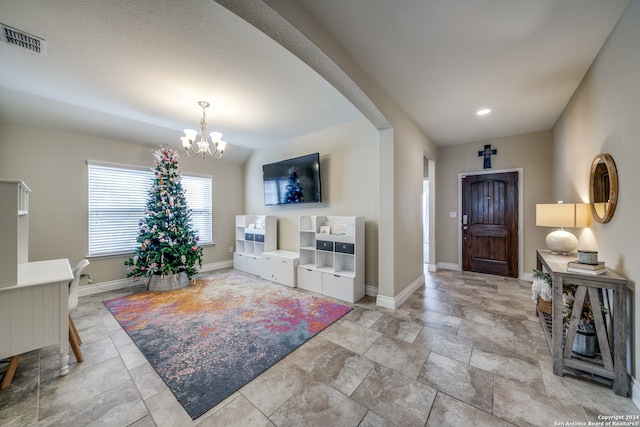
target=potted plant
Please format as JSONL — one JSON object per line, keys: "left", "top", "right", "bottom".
{"left": 125, "top": 146, "right": 203, "bottom": 291}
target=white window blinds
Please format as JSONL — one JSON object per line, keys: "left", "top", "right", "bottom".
{"left": 88, "top": 161, "right": 213, "bottom": 256}
{"left": 181, "top": 174, "right": 213, "bottom": 246}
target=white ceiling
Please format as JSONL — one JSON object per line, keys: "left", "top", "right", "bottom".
{"left": 299, "top": 0, "right": 629, "bottom": 145}
{"left": 0, "top": 0, "right": 629, "bottom": 160}
{"left": 0, "top": 0, "right": 363, "bottom": 161}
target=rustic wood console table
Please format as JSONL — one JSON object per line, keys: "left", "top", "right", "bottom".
{"left": 536, "top": 249, "right": 629, "bottom": 396}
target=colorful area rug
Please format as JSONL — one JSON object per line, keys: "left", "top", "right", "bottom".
{"left": 104, "top": 269, "right": 351, "bottom": 419}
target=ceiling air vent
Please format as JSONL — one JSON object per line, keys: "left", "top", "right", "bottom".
{"left": 2, "top": 24, "right": 45, "bottom": 55}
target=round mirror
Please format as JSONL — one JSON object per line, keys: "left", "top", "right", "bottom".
{"left": 589, "top": 153, "right": 618, "bottom": 223}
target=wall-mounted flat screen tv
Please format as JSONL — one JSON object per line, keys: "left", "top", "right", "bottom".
{"left": 263, "top": 153, "right": 322, "bottom": 206}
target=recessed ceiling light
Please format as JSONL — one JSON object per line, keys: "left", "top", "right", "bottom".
{"left": 476, "top": 108, "right": 491, "bottom": 116}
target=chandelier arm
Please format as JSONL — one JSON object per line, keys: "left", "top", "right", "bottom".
{"left": 184, "top": 147, "right": 201, "bottom": 158}
{"left": 211, "top": 144, "right": 222, "bottom": 159}
{"left": 207, "top": 144, "right": 222, "bottom": 158}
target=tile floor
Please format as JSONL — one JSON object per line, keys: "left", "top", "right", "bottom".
{"left": 1, "top": 268, "right": 638, "bottom": 426}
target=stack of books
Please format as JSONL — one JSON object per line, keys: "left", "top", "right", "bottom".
{"left": 567, "top": 261, "right": 606, "bottom": 275}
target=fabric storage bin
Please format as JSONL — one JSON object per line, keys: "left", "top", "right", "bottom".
{"left": 334, "top": 242, "right": 354, "bottom": 254}
{"left": 316, "top": 240, "right": 334, "bottom": 251}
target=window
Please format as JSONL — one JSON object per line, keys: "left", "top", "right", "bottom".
{"left": 88, "top": 161, "right": 213, "bottom": 256}
{"left": 181, "top": 174, "right": 213, "bottom": 246}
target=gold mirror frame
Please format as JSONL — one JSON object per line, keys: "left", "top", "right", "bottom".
{"left": 589, "top": 153, "right": 618, "bottom": 223}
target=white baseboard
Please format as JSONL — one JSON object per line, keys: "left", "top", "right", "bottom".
{"left": 376, "top": 274, "right": 424, "bottom": 310}
{"left": 521, "top": 271, "right": 534, "bottom": 282}
{"left": 365, "top": 284, "right": 378, "bottom": 297}
{"left": 437, "top": 262, "right": 460, "bottom": 271}
{"left": 78, "top": 277, "right": 143, "bottom": 297}
{"left": 426, "top": 264, "right": 437, "bottom": 273}
{"left": 77, "top": 261, "right": 233, "bottom": 297}
{"left": 632, "top": 375, "right": 640, "bottom": 410}
{"left": 375, "top": 294, "right": 395, "bottom": 309}
{"left": 196, "top": 260, "right": 233, "bottom": 273}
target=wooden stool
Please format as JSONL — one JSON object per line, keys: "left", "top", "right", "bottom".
{"left": 1, "top": 355, "right": 21, "bottom": 390}
{"left": 69, "top": 315, "right": 84, "bottom": 363}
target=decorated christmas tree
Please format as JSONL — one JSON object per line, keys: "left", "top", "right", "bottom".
{"left": 284, "top": 167, "right": 304, "bottom": 203}
{"left": 125, "top": 146, "right": 203, "bottom": 281}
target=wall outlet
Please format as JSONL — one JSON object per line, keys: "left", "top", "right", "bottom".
{"left": 229, "top": 247, "right": 234, "bottom": 253}
{"left": 449, "top": 211, "right": 457, "bottom": 218}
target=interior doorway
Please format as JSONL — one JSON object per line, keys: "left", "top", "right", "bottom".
{"left": 423, "top": 157, "right": 435, "bottom": 271}
{"left": 423, "top": 179, "right": 429, "bottom": 264}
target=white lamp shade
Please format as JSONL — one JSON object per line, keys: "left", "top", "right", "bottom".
{"left": 183, "top": 129, "right": 198, "bottom": 141}
{"left": 536, "top": 203, "right": 575, "bottom": 227}
{"left": 574, "top": 203, "right": 590, "bottom": 227}
{"left": 216, "top": 139, "right": 227, "bottom": 152}
{"left": 197, "top": 139, "right": 209, "bottom": 151}
{"left": 209, "top": 131, "right": 223, "bottom": 143}
{"left": 180, "top": 136, "right": 191, "bottom": 149}
{"left": 536, "top": 203, "right": 591, "bottom": 228}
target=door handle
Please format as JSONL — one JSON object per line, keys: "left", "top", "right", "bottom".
{"left": 462, "top": 225, "right": 468, "bottom": 231}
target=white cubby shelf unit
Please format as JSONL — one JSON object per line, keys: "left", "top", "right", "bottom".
{"left": 0, "top": 180, "right": 31, "bottom": 288}
{"left": 233, "top": 215, "right": 277, "bottom": 276}
{"left": 298, "top": 215, "right": 364, "bottom": 303}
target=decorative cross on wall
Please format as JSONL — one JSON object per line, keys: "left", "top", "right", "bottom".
{"left": 478, "top": 144, "right": 497, "bottom": 169}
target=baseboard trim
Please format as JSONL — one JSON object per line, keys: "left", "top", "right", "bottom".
{"left": 376, "top": 294, "right": 395, "bottom": 310}
{"left": 78, "top": 277, "right": 143, "bottom": 297}
{"left": 197, "top": 260, "right": 233, "bottom": 273}
{"left": 77, "top": 261, "right": 233, "bottom": 297}
{"left": 376, "top": 274, "right": 424, "bottom": 310}
{"left": 632, "top": 375, "right": 640, "bottom": 410}
{"left": 365, "top": 284, "right": 378, "bottom": 297}
{"left": 521, "top": 271, "right": 534, "bottom": 282}
{"left": 437, "top": 262, "right": 460, "bottom": 271}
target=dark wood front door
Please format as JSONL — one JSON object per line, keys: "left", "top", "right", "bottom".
{"left": 462, "top": 172, "right": 518, "bottom": 277}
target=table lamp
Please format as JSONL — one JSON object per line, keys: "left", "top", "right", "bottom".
{"left": 536, "top": 201, "right": 590, "bottom": 255}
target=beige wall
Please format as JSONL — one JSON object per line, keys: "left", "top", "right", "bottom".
{"left": 388, "top": 111, "right": 436, "bottom": 295}
{"left": 436, "top": 131, "right": 553, "bottom": 275}
{"left": 552, "top": 0, "right": 638, "bottom": 388}
{"left": 226, "top": 0, "right": 439, "bottom": 305}
{"left": 0, "top": 123, "right": 244, "bottom": 284}
{"left": 243, "top": 119, "right": 380, "bottom": 287}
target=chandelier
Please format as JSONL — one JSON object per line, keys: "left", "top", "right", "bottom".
{"left": 180, "top": 101, "right": 227, "bottom": 159}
